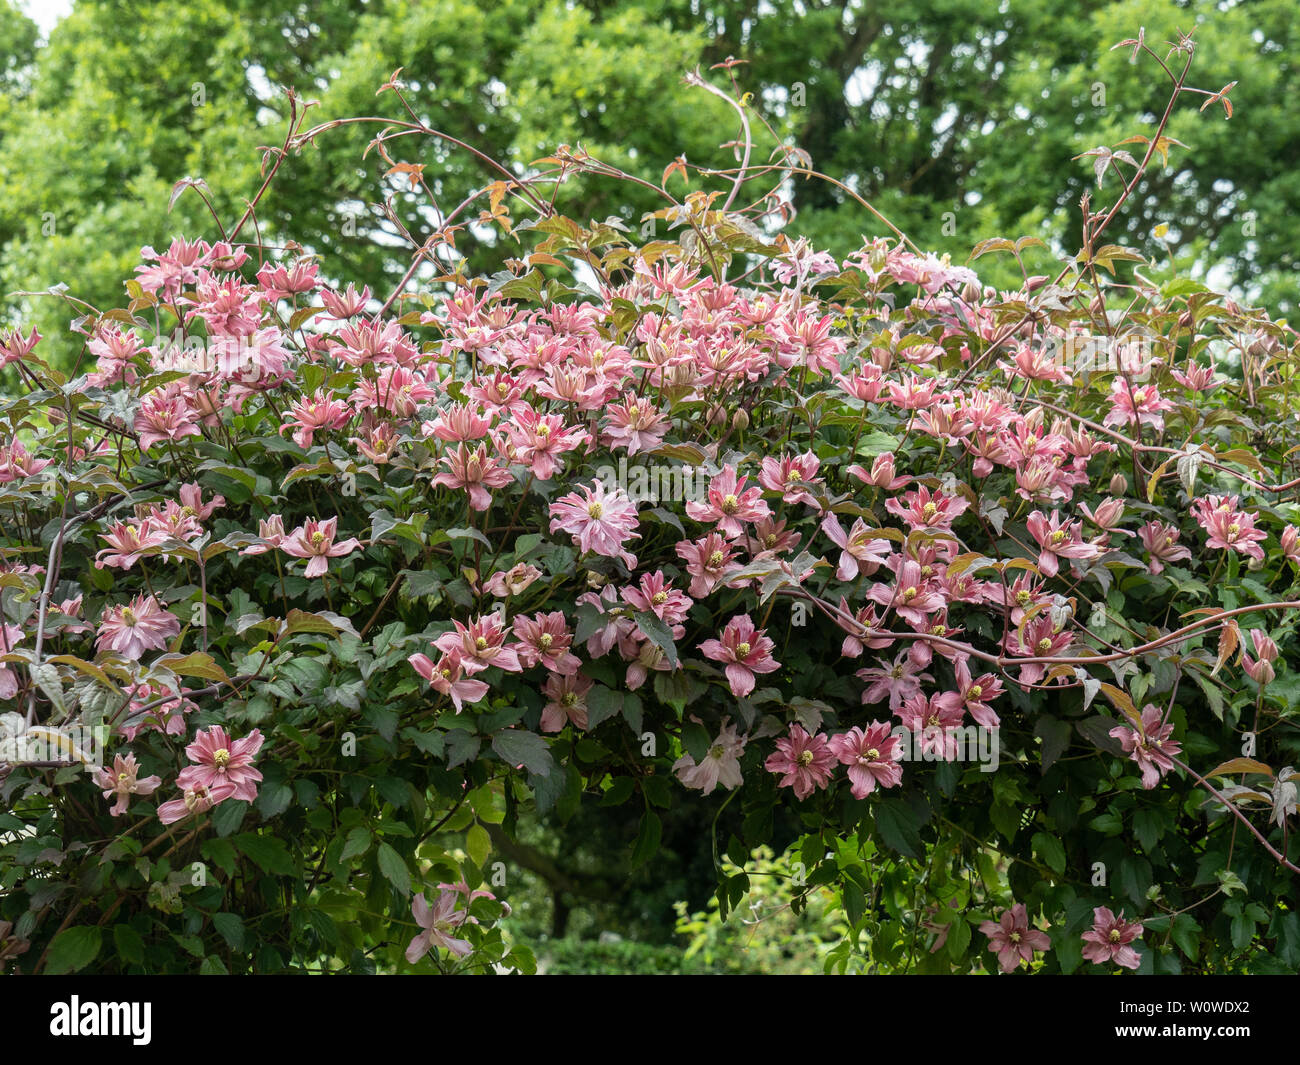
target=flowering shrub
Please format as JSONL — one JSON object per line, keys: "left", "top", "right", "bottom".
{"left": 1, "top": 35, "right": 1298, "bottom": 974}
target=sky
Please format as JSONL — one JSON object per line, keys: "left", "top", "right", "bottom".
{"left": 21, "top": 0, "right": 73, "bottom": 36}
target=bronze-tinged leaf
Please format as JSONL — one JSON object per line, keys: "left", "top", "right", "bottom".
{"left": 1206, "top": 758, "right": 1273, "bottom": 778}
{"left": 1213, "top": 619, "right": 1239, "bottom": 676}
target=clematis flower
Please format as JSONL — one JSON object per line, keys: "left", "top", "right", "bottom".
{"left": 1103, "top": 381, "right": 1174, "bottom": 432}
{"left": 978, "top": 903, "right": 1051, "bottom": 973}
{"left": 1081, "top": 907, "right": 1143, "bottom": 970}
{"left": 758, "top": 451, "right": 823, "bottom": 508}
{"left": 699, "top": 614, "right": 779, "bottom": 698}
{"left": 764, "top": 724, "right": 836, "bottom": 800}
{"left": 409, "top": 648, "right": 490, "bottom": 712}
{"left": 821, "top": 514, "right": 892, "bottom": 580}
{"left": 432, "top": 442, "right": 513, "bottom": 511}
{"left": 829, "top": 723, "right": 903, "bottom": 798}
{"left": 1137, "top": 519, "right": 1192, "bottom": 575}
{"left": 549, "top": 480, "right": 640, "bottom": 566}
{"left": 91, "top": 753, "right": 163, "bottom": 816}
{"left": 434, "top": 614, "right": 522, "bottom": 675}
{"left": 685, "top": 465, "right": 770, "bottom": 539}
{"left": 1193, "top": 497, "right": 1267, "bottom": 562}
{"left": 953, "top": 656, "right": 1005, "bottom": 728}
{"left": 512, "top": 611, "right": 582, "bottom": 676}
{"left": 675, "top": 532, "right": 740, "bottom": 598}
{"left": 857, "top": 650, "right": 932, "bottom": 711}
{"left": 157, "top": 781, "right": 238, "bottom": 825}
{"left": 482, "top": 562, "right": 543, "bottom": 598}
{"left": 620, "top": 570, "right": 692, "bottom": 625}
{"left": 540, "top": 672, "right": 593, "bottom": 732}
{"left": 884, "top": 485, "right": 969, "bottom": 530}
{"left": 896, "top": 691, "right": 966, "bottom": 760}
{"left": 406, "top": 891, "right": 473, "bottom": 963}
{"left": 96, "top": 595, "right": 180, "bottom": 660}
{"left": 673, "top": 717, "right": 746, "bottom": 795}
{"left": 1241, "top": 630, "right": 1278, "bottom": 687}
{"left": 1026, "top": 510, "right": 1102, "bottom": 578}
{"left": 241, "top": 515, "right": 287, "bottom": 556}
{"left": 281, "top": 517, "right": 362, "bottom": 577}
{"left": 1109, "top": 705, "right": 1180, "bottom": 789}
{"left": 95, "top": 520, "right": 169, "bottom": 570}
{"left": 176, "top": 726, "right": 264, "bottom": 802}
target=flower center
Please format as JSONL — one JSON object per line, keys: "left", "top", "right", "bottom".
{"left": 538, "top": 633, "right": 554, "bottom": 650}
{"left": 1050, "top": 529, "right": 1067, "bottom": 544}
{"left": 1016, "top": 590, "right": 1032, "bottom": 606}
{"left": 902, "top": 586, "right": 918, "bottom": 602}
{"left": 922, "top": 502, "right": 938, "bottom": 520}
{"left": 865, "top": 748, "right": 880, "bottom": 761}
{"left": 561, "top": 692, "right": 577, "bottom": 707}
{"left": 721, "top": 493, "right": 739, "bottom": 515}
{"left": 311, "top": 530, "right": 325, "bottom": 546}
{"left": 1009, "top": 931, "right": 1022, "bottom": 944}
{"left": 121, "top": 607, "right": 137, "bottom": 625}
{"left": 709, "top": 744, "right": 726, "bottom": 760}
{"left": 707, "top": 550, "right": 724, "bottom": 567}
{"left": 1037, "top": 637, "right": 1052, "bottom": 653}
{"left": 212, "top": 748, "right": 230, "bottom": 768}
{"left": 587, "top": 502, "right": 604, "bottom": 519}
{"left": 735, "top": 641, "right": 751, "bottom": 658}
{"left": 1108, "top": 929, "right": 1121, "bottom": 943}
{"left": 797, "top": 750, "right": 814, "bottom": 767}
{"left": 475, "top": 636, "right": 488, "bottom": 649}
{"left": 966, "top": 684, "right": 983, "bottom": 701}
{"left": 651, "top": 591, "right": 668, "bottom": 605}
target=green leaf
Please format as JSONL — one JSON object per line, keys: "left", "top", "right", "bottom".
{"left": 632, "top": 610, "right": 678, "bottom": 668}
{"left": 45, "top": 926, "right": 102, "bottom": 974}
{"left": 376, "top": 842, "right": 411, "bottom": 895}
{"left": 491, "top": 730, "right": 553, "bottom": 776}
{"left": 466, "top": 823, "right": 491, "bottom": 869}
{"left": 201, "top": 837, "right": 238, "bottom": 877}
{"left": 1031, "top": 831, "right": 1066, "bottom": 875}
{"left": 340, "top": 826, "right": 371, "bottom": 863}
{"left": 630, "top": 809, "right": 662, "bottom": 869}
{"left": 212, "top": 912, "right": 245, "bottom": 951}
{"left": 873, "top": 799, "right": 924, "bottom": 858}
{"left": 112, "top": 925, "right": 145, "bottom": 966}
{"left": 232, "top": 832, "right": 294, "bottom": 875}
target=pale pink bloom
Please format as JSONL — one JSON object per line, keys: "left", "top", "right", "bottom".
{"left": 1109, "top": 705, "right": 1180, "bottom": 789}
{"left": 0, "top": 439, "right": 51, "bottom": 482}
{"left": 350, "top": 421, "right": 399, "bottom": 465}
{"left": 674, "top": 532, "right": 740, "bottom": 597}
{"left": 747, "top": 516, "right": 803, "bottom": 558}
{"left": 406, "top": 891, "right": 473, "bottom": 963}
{"left": 1081, "top": 906, "right": 1143, "bottom": 970}
{"left": 621, "top": 571, "right": 692, "bottom": 625}
{"left": 699, "top": 614, "right": 779, "bottom": 698}
{"left": 866, "top": 558, "right": 945, "bottom": 628}
{"left": 134, "top": 383, "right": 201, "bottom": 451}
{"left": 540, "top": 672, "right": 593, "bottom": 732}
{"left": 352, "top": 365, "right": 438, "bottom": 418}
{"left": 685, "top": 466, "right": 770, "bottom": 539}
{"left": 673, "top": 717, "right": 746, "bottom": 795}
{"left": 433, "top": 442, "right": 513, "bottom": 511}
{"left": 320, "top": 283, "right": 371, "bottom": 319}
{"left": 424, "top": 403, "right": 494, "bottom": 444}
{"left": 979, "top": 904, "right": 1051, "bottom": 973}
{"left": 0, "top": 326, "right": 41, "bottom": 366}
{"left": 282, "top": 392, "right": 351, "bottom": 448}
{"left": 1002, "top": 615, "right": 1073, "bottom": 687}
{"left": 758, "top": 451, "right": 823, "bottom": 508}
{"left": 408, "top": 648, "right": 490, "bottom": 712}
{"left": 281, "top": 517, "right": 362, "bottom": 577}
{"left": 257, "top": 259, "right": 321, "bottom": 300}
{"left": 885, "top": 485, "right": 969, "bottom": 530}
{"left": 434, "top": 614, "right": 522, "bottom": 675}
{"left": 157, "top": 781, "right": 238, "bottom": 825}
{"left": 176, "top": 726, "right": 265, "bottom": 802}
{"left": 601, "top": 395, "right": 670, "bottom": 455}
{"left": 502, "top": 408, "right": 588, "bottom": 480}
{"left": 1103, "top": 381, "right": 1174, "bottom": 432}
{"left": 857, "top": 651, "right": 932, "bottom": 711}
{"left": 1193, "top": 497, "right": 1267, "bottom": 562}
{"left": 1026, "top": 510, "right": 1102, "bottom": 578}
{"left": 96, "top": 595, "right": 181, "bottom": 660}
{"left": 846, "top": 451, "right": 909, "bottom": 490}
{"left": 482, "top": 562, "right": 543, "bottom": 598}
{"left": 241, "top": 515, "right": 286, "bottom": 556}
{"left": 829, "top": 723, "right": 902, "bottom": 798}
{"left": 91, "top": 753, "right": 163, "bottom": 817}
{"left": 1136, "top": 519, "right": 1192, "bottom": 575}
{"left": 821, "top": 514, "right": 892, "bottom": 581}
{"left": 1170, "top": 361, "right": 1217, "bottom": 391}
{"left": 95, "top": 521, "right": 169, "bottom": 570}
{"left": 625, "top": 639, "right": 674, "bottom": 691}
{"left": 1280, "top": 524, "right": 1300, "bottom": 565}
{"left": 764, "top": 725, "right": 836, "bottom": 800}
{"left": 549, "top": 480, "right": 640, "bottom": 565}
{"left": 178, "top": 482, "right": 224, "bottom": 521}
{"left": 512, "top": 612, "right": 581, "bottom": 675}
{"left": 1241, "top": 630, "right": 1278, "bottom": 686}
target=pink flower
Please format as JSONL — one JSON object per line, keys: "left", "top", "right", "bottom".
{"left": 699, "top": 614, "right": 779, "bottom": 698}
{"left": 1026, "top": 510, "right": 1102, "bottom": 578}
{"left": 856, "top": 651, "right": 932, "bottom": 711}
{"left": 978, "top": 903, "right": 1051, "bottom": 973}
{"left": 409, "top": 648, "right": 491, "bottom": 712}
{"left": 134, "top": 382, "right": 201, "bottom": 451}
{"left": 281, "top": 517, "right": 362, "bottom": 577}
{"left": 601, "top": 395, "right": 669, "bottom": 456}
{"left": 432, "top": 442, "right": 513, "bottom": 511}
{"left": 157, "top": 781, "right": 239, "bottom": 825}
{"left": 673, "top": 717, "right": 746, "bottom": 795}
{"left": 241, "top": 515, "right": 287, "bottom": 556}
{"left": 406, "top": 891, "right": 473, "bottom": 963}
{"left": 549, "top": 480, "right": 640, "bottom": 565}
{"left": 1136, "top": 519, "right": 1192, "bottom": 575}
{"left": 758, "top": 451, "right": 823, "bottom": 508}
{"left": 764, "top": 724, "right": 836, "bottom": 800}
{"left": 91, "top": 753, "right": 162, "bottom": 816}
{"left": 685, "top": 465, "right": 770, "bottom": 539}
{"left": 896, "top": 691, "right": 967, "bottom": 760}
{"left": 95, "top": 521, "right": 168, "bottom": 570}
{"left": 282, "top": 392, "right": 351, "bottom": 448}
{"left": 482, "top": 562, "right": 543, "bottom": 598}
{"left": 434, "top": 614, "right": 522, "bottom": 675}
{"left": 953, "top": 657, "right": 1005, "bottom": 728}
{"left": 512, "top": 612, "right": 582, "bottom": 676}
{"left": 1081, "top": 906, "right": 1143, "bottom": 970}
{"left": 1192, "top": 496, "right": 1267, "bottom": 562}
{"left": 1109, "top": 705, "right": 1180, "bottom": 789}
{"left": 540, "top": 673, "right": 593, "bottom": 732}
{"left": 1241, "top": 629, "right": 1278, "bottom": 686}
{"left": 821, "top": 514, "right": 892, "bottom": 580}
{"left": 96, "top": 595, "right": 180, "bottom": 660}
{"left": 1281, "top": 524, "right": 1300, "bottom": 566}
{"left": 829, "top": 723, "right": 902, "bottom": 798}
{"left": 675, "top": 532, "right": 739, "bottom": 597}
{"left": 176, "top": 726, "right": 264, "bottom": 802}
{"left": 884, "top": 485, "right": 968, "bottom": 530}
{"left": 1103, "top": 381, "right": 1174, "bottom": 432}
{"left": 621, "top": 570, "right": 692, "bottom": 625}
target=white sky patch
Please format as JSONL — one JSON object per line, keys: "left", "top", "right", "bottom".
{"left": 20, "top": 0, "right": 72, "bottom": 38}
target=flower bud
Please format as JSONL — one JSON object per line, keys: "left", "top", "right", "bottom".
{"left": 1109, "top": 473, "right": 1129, "bottom": 496}
{"left": 732, "top": 408, "right": 750, "bottom": 431}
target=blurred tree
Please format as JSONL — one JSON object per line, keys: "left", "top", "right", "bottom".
{"left": 1, "top": 0, "right": 1297, "bottom": 367}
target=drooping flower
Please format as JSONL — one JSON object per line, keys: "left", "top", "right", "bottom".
{"left": 673, "top": 717, "right": 746, "bottom": 795}
{"left": 1241, "top": 629, "right": 1279, "bottom": 686}
{"left": 828, "top": 723, "right": 902, "bottom": 798}
{"left": 432, "top": 442, "right": 513, "bottom": 511}
{"left": 698, "top": 614, "right": 779, "bottom": 698}
{"left": 280, "top": 517, "right": 363, "bottom": 578}
{"left": 1080, "top": 906, "right": 1143, "bottom": 970}
{"left": 1136, "top": 519, "right": 1192, "bottom": 575}
{"left": 96, "top": 595, "right": 181, "bottom": 660}
{"left": 764, "top": 724, "right": 836, "bottom": 800}
{"left": 978, "top": 903, "right": 1052, "bottom": 973}
{"left": 408, "top": 648, "right": 490, "bottom": 712}
{"left": 1026, "top": 510, "right": 1102, "bottom": 578}
{"left": 953, "top": 657, "right": 1005, "bottom": 728}
{"left": 91, "top": 753, "right": 163, "bottom": 816}
{"left": 821, "top": 514, "right": 892, "bottom": 580}
{"left": 157, "top": 781, "right": 239, "bottom": 825}
{"left": 406, "top": 890, "right": 473, "bottom": 963}
{"left": 176, "top": 725, "right": 264, "bottom": 803}
{"left": 1109, "top": 705, "right": 1180, "bottom": 789}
